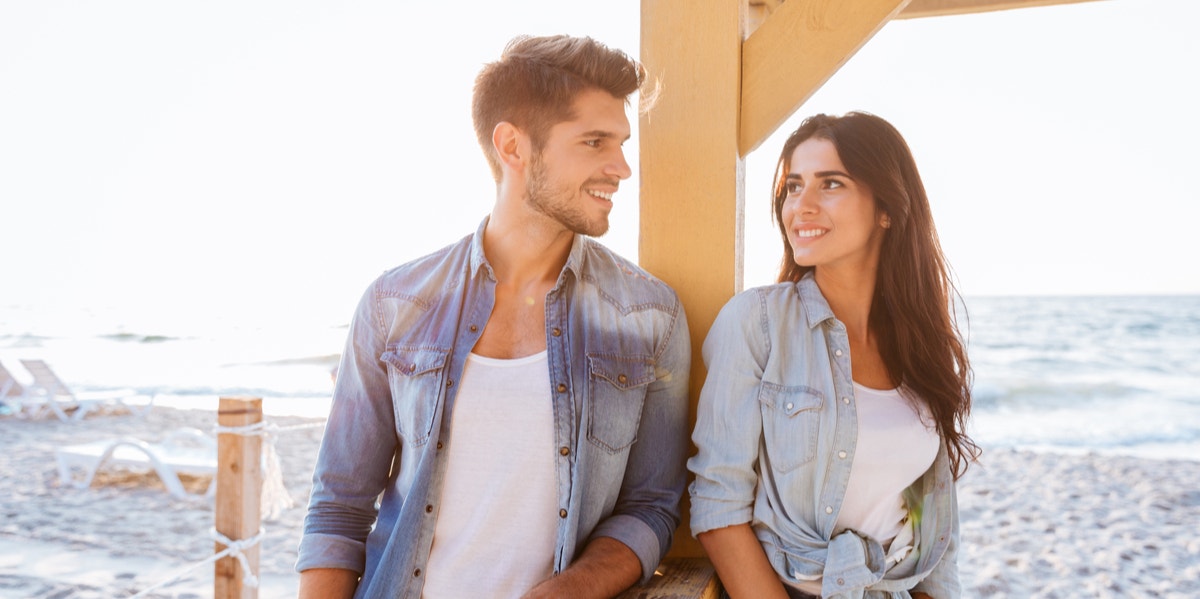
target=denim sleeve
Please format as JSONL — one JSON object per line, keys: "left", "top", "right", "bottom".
{"left": 911, "top": 484, "right": 961, "bottom": 598}
{"left": 296, "top": 280, "right": 399, "bottom": 573}
{"left": 687, "top": 291, "right": 768, "bottom": 536}
{"left": 591, "top": 297, "right": 691, "bottom": 583}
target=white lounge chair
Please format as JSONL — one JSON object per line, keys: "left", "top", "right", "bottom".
{"left": 55, "top": 427, "right": 217, "bottom": 499}
{"left": 0, "top": 361, "right": 25, "bottom": 415}
{"left": 18, "top": 359, "right": 154, "bottom": 420}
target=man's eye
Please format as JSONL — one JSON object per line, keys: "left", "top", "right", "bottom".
{"left": 584, "top": 139, "right": 601, "bottom": 148}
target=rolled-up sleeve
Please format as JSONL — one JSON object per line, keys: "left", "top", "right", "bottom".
{"left": 688, "top": 291, "right": 770, "bottom": 536}
{"left": 296, "top": 280, "right": 399, "bottom": 573}
{"left": 592, "top": 296, "right": 691, "bottom": 582}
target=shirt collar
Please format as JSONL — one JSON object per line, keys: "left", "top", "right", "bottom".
{"left": 468, "top": 215, "right": 586, "bottom": 283}
{"left": 796, "top": 271, "right": 837, "bottom": 329}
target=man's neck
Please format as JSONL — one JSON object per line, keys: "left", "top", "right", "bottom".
{"left": 483, "top": 202, "right": 574, "bottom": 288}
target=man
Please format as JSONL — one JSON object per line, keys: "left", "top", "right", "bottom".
{"left": 296, "top": 35, "right": 691, "bottom": 599}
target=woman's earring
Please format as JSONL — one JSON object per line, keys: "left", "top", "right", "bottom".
{"left": 881, "top": 215, "right": 891, "bottom": 229}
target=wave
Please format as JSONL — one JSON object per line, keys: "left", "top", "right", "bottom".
{"left": 972, "top": 379, "right": 1148, "bottom": 408}
{"left": 228, "top": 353, "right": 341, "bottom": 369}
{"left": 99, "top": 333, "right": 180, "bottom": 344}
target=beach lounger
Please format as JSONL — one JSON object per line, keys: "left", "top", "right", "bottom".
{"left": 0, "top": 362, "right": 27, "bottom": 417}
{"left": 55, "top": 427, "right": 217, "bottom": 499}
{"left": 18, "top": 359, "right": 154, "bottom": 420}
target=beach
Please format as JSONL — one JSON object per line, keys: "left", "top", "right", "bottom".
{"left": 0, "top": 406, "right": 323, "bottom": 599}
{"left": 1, "top": 406, "right": 1198, "bottom": 598}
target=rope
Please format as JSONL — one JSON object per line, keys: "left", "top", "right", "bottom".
{"left": 211, "top": 420, "right": 325, "bottom": 521}
{"left": 127, "top": 418, "right": 324, "bottom": 597}
{"left": 128, "top": 527, "right": 265, "bottom": 598}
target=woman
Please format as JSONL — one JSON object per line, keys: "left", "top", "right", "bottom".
{"left": 688, "top": 112, "right": 978, "bottom": 599}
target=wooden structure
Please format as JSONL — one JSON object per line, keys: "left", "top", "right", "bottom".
{"left": 638, "top": 0, "right": 1105, "bottom": 560}
{"left": 215, "top": 396, "right": 264, "bottom": 599}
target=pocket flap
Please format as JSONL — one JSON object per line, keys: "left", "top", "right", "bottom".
{"left": 759, "top": 382, "right": 824, "bottom": 416}
{"left": 381, "top": 347, "right": 449, "bottom": 377}
{"left": 587, "top": 355, "right": 655, "bottom": 390}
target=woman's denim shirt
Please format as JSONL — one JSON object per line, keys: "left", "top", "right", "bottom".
{"left": 297, "top": 219, "right": 691, "bottom": 598}
{"left": 688, "top": 274, "right": 960, "bottom": 599}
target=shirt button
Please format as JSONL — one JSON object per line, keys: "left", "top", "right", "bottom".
{"left": 838, "top": 451, "right": 847, "bottom": 459}
{"left": 842, "top": 397, "right": 850, "bottom": 404}
{"left": 552, "top": 328, "right": 562, "bottom": 337}
{"left": 445, "top": 380, "right": 453, "bottom": 387}
{"left": 785, "top": 402, "right": 794, "bottom": 410}
{"left": 557, "top": 383, "right": 567, "bottom": 392}
{"left": 825, "top": 506, "right": 833, "bottom": 514}
{"left": 837, "top": 578, "right": 845, "bottom": 585}
{"left": 617, "top": 374, "right": 628, "bottom": 384}
{"left": 834, "top": 349, "right": 843, "bottom": 357}
{"left": 436, "top": 441, "right": 443, "bottom": 450}
{"left": 559, "top": 446, "right": 570, "bottom": 456}
{"left": 413, "top": 569, "right": 421, "bottom": 577}
{"left": 469, "top": 324, "right": 478, "bottom": 332}
{"left": 425, "top": 504, "right": 433, "bottom": 513}
{"left": 559, "top": 509, "right": 568, "bottom": 518}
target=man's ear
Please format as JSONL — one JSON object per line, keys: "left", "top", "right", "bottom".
{"left": 493, "top": 121, "right": 528, "bottom": 173}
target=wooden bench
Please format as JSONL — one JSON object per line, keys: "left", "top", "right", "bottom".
{"left": 616, "top": 557, "right": 721, "bottom": 599}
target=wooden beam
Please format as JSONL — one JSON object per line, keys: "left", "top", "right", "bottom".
{"left": 739, "top": 0, "right": 910, "bottom": 155}
{"left": 640, "top": 0, "right": 744, "bottom": 559}
{"left": 898, "top": 0, "right": 1106, "bottom": 19}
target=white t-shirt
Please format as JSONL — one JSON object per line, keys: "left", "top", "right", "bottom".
{"left": 834, "top": 383, "right": 940, "bottom": 557}
{"left": 422, "top": 351, "right": 558, "bottom": 599}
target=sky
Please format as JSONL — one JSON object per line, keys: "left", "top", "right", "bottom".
{"left": 2, "top": 0, "right": 1197, "bottom": 336}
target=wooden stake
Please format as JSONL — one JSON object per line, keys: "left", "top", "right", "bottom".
{"left": 215, "top": 396, "right": 263, "bottom": 599}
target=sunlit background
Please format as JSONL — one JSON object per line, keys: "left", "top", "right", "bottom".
{"left": 2, "top": 0, "right": 1198, "bottom": 457}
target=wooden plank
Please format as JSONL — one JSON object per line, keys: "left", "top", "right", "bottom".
{"left": 739, "top": 0, "right": 910, "bottom": 155}
{"left": 898, "top": 0, "right": 1106, "bottom": 19}
{"left": 639, "top": 0, "right": 744, "bottom": 559}
{"left": 215, "top": 396, "right": 263, "bottom": 599}
{"left": 616, "top": 558, "right": 721, "bottom": 599}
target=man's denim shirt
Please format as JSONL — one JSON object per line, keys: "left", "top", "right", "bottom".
{"left": 688, "top": 274, "right": 960, "bottom": 599}
{"left": 297, "top": 218, "right": 691, "bottom": 598}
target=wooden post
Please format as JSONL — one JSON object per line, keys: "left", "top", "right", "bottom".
{"left": 640, "top": 0, "right": 746, "bottom": 560}
{"left": 215, "top": 396, "right": 263, "bottom": 599}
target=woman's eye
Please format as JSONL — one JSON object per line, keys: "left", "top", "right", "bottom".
{"left": 824, "top": 179, "right": 844, "bottom": 190}
{"left": 785, "top": 182, "right": 803, "bottom": 194}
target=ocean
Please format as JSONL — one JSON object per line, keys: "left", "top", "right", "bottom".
{"left": 2, "top": 295, "right": 1198, "bottom": 461}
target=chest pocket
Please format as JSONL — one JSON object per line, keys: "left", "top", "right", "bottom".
{"left": 381, "top": 347, "right": 450, "bottom": 446}
{"left": 587, "top": 354, "right": 656, "bottom": 453}
{"left": 759, "top": 382, "right": 824, "bottom": 472}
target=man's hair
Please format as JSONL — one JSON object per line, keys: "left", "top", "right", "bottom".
{"left": 472, "top": 35, "right": 646, "bottom": 181}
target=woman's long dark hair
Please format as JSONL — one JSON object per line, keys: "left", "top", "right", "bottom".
{"left": 772, "top": 112, "right": 980, "bottom": 479}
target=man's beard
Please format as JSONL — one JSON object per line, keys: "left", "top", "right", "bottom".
{"left": 525, "top": 153, "right": 610, "bottom": 238}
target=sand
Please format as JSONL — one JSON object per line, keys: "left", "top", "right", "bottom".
{"left": 1, "top": 406, "right": 1198, "bottom": 598}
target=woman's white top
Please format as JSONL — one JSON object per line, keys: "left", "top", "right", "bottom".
{"left": 835, "top": 383, "right": 940, "bottom": 560}
{"left": 422, "top": 351, "right": 557, "bottom": 599}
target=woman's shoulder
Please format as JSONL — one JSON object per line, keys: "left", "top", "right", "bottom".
{"left": 722, "top": 282, "right": 804, "bottom": 313}
{"left": 709, "top": 282, "right": 811, "bottom": 337}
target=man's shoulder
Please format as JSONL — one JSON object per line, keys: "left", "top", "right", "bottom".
{"left": 578, "top": 238, "right": 679, "bottom": 304}
{"left": 371, "top": 232, "right": 474, "bottom": 294}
